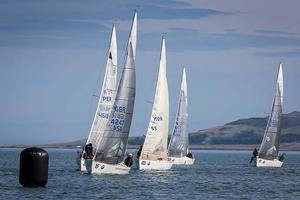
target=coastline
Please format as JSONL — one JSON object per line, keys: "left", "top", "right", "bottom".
{"left": 1, "top": 142, "right": 300, "bottom": 151}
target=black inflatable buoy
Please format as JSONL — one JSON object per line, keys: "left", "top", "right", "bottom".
{"left": 19, "top": 147, "right": 49, "bottom": 187}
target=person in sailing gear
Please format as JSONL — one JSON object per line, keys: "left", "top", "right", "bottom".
{"left": 186, "top": 152, "right": 193, "bottom": 159}
{"left": 84, "top": 143, "right": 94, "bottom": 159}
{"left": 124, "top": 153, "right": 133, "bottom": 167}
{"left": 250, "top": 148, "right": 258, "bottom": 164}
{"left": 136, "top": 145, "right": 143, "bottom": 159}
{"left": 278, "top": 153, "right": 286, "bottom": 162}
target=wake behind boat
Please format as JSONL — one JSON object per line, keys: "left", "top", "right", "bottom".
{"left": 137, "top": 38, "right": 172, "bottom": 170}
{"left": 256, "top": 63, "right": 284, "bottom": 168}
{"left": 85, "top": 11, "right": 137, "bottom": 175}
{"left": 77, "top": 24, "right": 118, "bottom": 172}
{"left": 168, "top": 68, "right": 195, "bottom": 165}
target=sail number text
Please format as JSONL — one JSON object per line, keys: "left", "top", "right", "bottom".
{"left": 109, "top": 105, "right": 126, "bottom": 132}
{"left": 103, "top": 96, "right": 112, "bottom": 101}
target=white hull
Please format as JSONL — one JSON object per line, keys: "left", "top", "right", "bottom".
{"left": 80, "top": 158, "right": 87, "bottom": 172}
{"left": 76, "top": 150, "right": 82, "bottom": 169}
{"left": 139, "top": 159, "right": 172, "bottom": 170}
{"left": 76, "top": 156, "right": 81, "bottom": 169}
{"left": 170, "top": 156, "right": 195, "bottom": 165}
{"left": 256, "top": 158, "right": 283, "bottom": 168}
{"left": 85, "top": 159, "right": 130, "bottom": 175}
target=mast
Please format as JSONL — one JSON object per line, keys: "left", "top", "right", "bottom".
{"left": 141, "top": 37, "right": 169, "bottom": 161}
{"left": 258, "top": 63, "right": 283, "bottom": 160}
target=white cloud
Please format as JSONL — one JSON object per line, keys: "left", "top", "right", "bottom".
{"left": 181, "top": 0, "right": 300, "bottom": 35}
{"left": 111, "top": 0, "right": 300, "bottom": 39}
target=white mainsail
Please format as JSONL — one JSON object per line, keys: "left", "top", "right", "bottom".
{"left": 85, "top": 25, "right": 117, "bottom": 150}
{"left": 94, "top": 43, "right": 136, "bottom": 164}
{"left": 141, "top": 38, "right": 169, "bottom": 161}
{"left": 92, "top": 11, "right": 137, "bottom": 165}
{"left": 258, "top": 63, "right": 283, "bottom": 160}
{"left": 168, "top": 68, "right": 189, "bottom": 158}
{"left": 128, "top": 10, "right": 137, "bottom": 59}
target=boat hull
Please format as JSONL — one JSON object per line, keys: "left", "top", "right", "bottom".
{"left": 76, "top": 152, "right": 87, "bottom": 172}
{"left": 256, "top": 157, "right": 283, "bottom": 167}
{"left": 76, "top": 150, "right": 82, "bottom": 169}
{"left": 80, "top": 158, "right": 87, "bottom": 172}
{"left": 85, "top": 159, "right": 130, "bottom": 175}
{"left": 170, "top": 156, "right": 195, "bottom": 165}
{"left": 139, "top": 159, "right": 172, "bottom": 170}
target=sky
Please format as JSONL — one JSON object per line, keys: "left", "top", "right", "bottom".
{"left": 0, "top": 0, "right": 300, "bottom": 144}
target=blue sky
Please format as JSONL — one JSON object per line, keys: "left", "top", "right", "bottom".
{"left": 1, "top": 0, "right": 300, "bottom": 144}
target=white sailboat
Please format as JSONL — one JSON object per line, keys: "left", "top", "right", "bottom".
{"left": 78, "top": 24, "right": 117, "bottom": 172}
{"left": 138, "top": 38, "right": 172, "bottom": 170}
{"left": 85, "top": 11, "right": 137, "bottom": 175}
{"left": 256, "top": 63, "right": 284, "bottom": 167}
{"left": 168, "top": 68, "right": 195, "bottom": 165}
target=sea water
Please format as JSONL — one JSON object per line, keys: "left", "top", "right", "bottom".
{"left": 0, "top": 148, "right": 299, "bottom": 200}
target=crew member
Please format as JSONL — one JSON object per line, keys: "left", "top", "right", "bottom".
{"left": 84, "top": 143, "right": 94, "bottom": 159}
{"left": 124, "top": 153, "right": 133, "bottom": 167}
{"left": 250, "top": 148, "right": 258, "bottom": 164}
{"left": 186, "top": 152, "right": 193, "bottom": 159}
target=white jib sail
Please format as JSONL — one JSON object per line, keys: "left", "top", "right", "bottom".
{"left": 168, "top": 67, "right": 189, "bottom": 158}
{"left": 141, "top": 38, "right": 169, "bottom": 161}
{"left": 85, "top": 25, "right": 117, "bottom": 151}
{"left": 258, "top": 63, "right": 283, "bottom": 160}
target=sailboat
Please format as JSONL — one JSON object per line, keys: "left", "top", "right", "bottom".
{"left": 256, "top": 63, "right": 284, "bottom": 167}
{"left": 168, "top": 68, "right": 195, "bottom": 165}
{"left": 138, "top": 38, "right": 172, "bottom": 170}
{"left": 78, "top": 24, "right": 117, "bottom": 172}
{"left": 85, "top": 11, "right": 137, "bottom": 174}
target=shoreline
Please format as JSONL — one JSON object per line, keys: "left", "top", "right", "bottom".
{"left": 1, "top": 143, "right": 300, "bottom": 151}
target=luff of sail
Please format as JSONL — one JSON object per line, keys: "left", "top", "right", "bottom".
{"left": 141, "top": 38, "right": 169, "bottom": 161}
{"left": 258, "top": 64, "right": 283, "bottom": 160}
{"left": 85, "top": 25, "right": 117, "bottom": 151}
{"left": 168, "top": 68, "right": 189, "bottom": 157}
{"left": 94, "top": 43, "right": 136, "bottom": 164}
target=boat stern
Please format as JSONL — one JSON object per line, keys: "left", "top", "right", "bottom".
{"left": 256, "top": 158, "right": 283, "bottom": 167}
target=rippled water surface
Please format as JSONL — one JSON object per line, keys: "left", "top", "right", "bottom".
{"left": 0, "top": 148, "right": 299, "bottom": 200}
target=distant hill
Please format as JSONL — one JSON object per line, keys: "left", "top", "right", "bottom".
{"left": 190, "top": 111, "right": 300, "bottom": 145}
{"left": 1, "top": 111, "right": 300, "bottom": 149}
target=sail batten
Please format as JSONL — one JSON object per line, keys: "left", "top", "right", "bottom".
{"left": 258, "top": 64, "right": 283, "bottom": 160}
{"left": 168, "top": 67, "right": 189, "bottom": 157}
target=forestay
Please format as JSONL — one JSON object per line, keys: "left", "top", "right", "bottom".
{"left": 85, "top": 25, "right": 117, "bottom": 151}
{"left": 168, "top": 68, "right": 189, "bottom": 157}
{"left": 258, "top": 64, "right": 283, "bottom": 160}
{"left": 141, "top": 38, "right": 169, "bottom": 161}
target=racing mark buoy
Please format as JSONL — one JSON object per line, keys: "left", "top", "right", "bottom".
{"left": 19, "top": 147, "right": 49, "bottom": 187}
